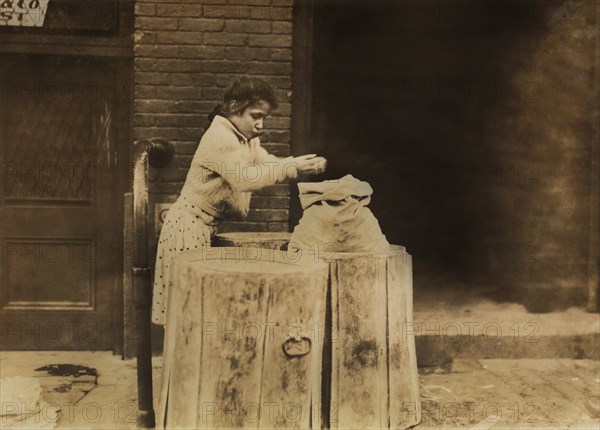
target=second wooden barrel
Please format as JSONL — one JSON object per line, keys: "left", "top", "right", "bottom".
{"left": 321, "top": 245, "right": 421, "bottom": 429}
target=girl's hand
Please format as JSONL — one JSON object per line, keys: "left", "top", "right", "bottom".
{"left": 294, "top": 154, "right": 327, "bottom": 175}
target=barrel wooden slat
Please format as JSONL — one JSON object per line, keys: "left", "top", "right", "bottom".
{"left": 168, "top": 264, "right": 203, "bottom": 428}
{"left": 199, "top": 274, "right": 269, "bottom": 428}
{"left": 259, "top": 275, "right": 326, "bottom": 428}
{"left": 334, "top": 256, "right": 387, "bottom": 428}
{"left": 387, "top": 252, "right": 421, "bottom": 428}
{"left": 158, "top": 247, "right": 328, "bottom": 429}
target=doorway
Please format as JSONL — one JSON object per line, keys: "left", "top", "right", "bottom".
{"left": 0, "top": 53, "right": 125, "bottom": 349}
{"left": 293, "top": 0, "right": 598, "bottom": 311}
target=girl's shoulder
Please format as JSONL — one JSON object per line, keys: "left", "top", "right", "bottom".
{"left": 199, "top": 119, "right": 241, "bottom": 151}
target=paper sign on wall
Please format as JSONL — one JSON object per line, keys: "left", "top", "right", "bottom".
{"left": 0, "top": 0, "right": 50, "bottom": 27}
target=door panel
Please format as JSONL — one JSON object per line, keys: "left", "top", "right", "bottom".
{"left": 0, "top": 54, "right": 117, "bottom": 350}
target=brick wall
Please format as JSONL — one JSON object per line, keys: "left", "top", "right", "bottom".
{"left": 133, "top": 0, "right": 294, "bottom": 233}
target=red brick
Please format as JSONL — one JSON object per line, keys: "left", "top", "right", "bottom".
{"left": 170, "top": 100, "right": 219, "bottom": 113}
{"left": 134, "top": 58, "right": 157, "bottom": 71}
{"left": 225, "top": 19, "right": 271, "bottom": 33}
{"left": 203, "top": 32, "right": 248, "bottom": 46}
{"left": 156, "top": 4, "right": 202, "bottom": 17}
{"left": 168, "top": 73, "right": 212, "bottom": 86}
{"left": 272, "top": 21, "right": 292, "bottom": 34}
{"left": 154, "top": 114, "right": 205, "bottom": 127}
{"left": 135, "top": 45, "right": 177, "bottom": 58}
{"left": 272, "top": 102, "right": 291, "bottom": 116}
{"left": 179, "top": 155, "right": 194, "bottom": 168}
{"left": 265, "top": 130, "right": 291, "bottom": 142}
{"left": 203, "top": 5, "right": 290, "bottom": 20}
{"left": 218, "top": 222, "right": 269, "bottom": 233}
{"left": 202, "top": 87, "right": 225, "bottom": 100}
{"left": 138, "top": 127, "right": 203, "bottom": 141}
{"left": 249, "top": 34, "right": 291, "bottom": 48}
{"left": 251, "top": 196, "right": 290, "bottom": 209}
{"left": 178, "top": 18, "right": 224, "bottom": 31}
{"left": 256, "top": 184, "right": 290, "bottom": 196}
{"left": 262, "top": 76, "right": 291, "bottom": 87}
{"left": 134, "top": 113, "right": 155, "bottom": 127}
{"left": 135, "top": 99, "right": 171, "bottom": 114}
{"left": 246, "top": 61, "right": 291, "bottom": 75}
{"left": 135, "top": 99, "right": 214, "bottom": 114}
{"left": 229, "top": 0, "right": 272, "bottom": 6}
{"left": 264, "top": 117, "right": 291, "bottom": 129}
{"left": 136, "top": 72, "right": 171, "bottom": 85}
{"left": 136, "top": 17, "right": 178, "bottom": 30}
{"left": 247, "top": 209, "right": 288, "bottom": 222}
{"left": 174, "top": 142, "right": 200, "bottom": 155}
{"left": 249, "top": 7, "right": 291, "bottom": 20}
{"left": 154, "top": 59, "right": 204, "bottom": 73}
{"left": 202, "top": 61, "right": 247, "bottom": 73}
{"left": 224, "top": 46, "right": 271, "bottom": 61}
{"left": 134, "top": 31, "right": 156, "bottom": 44}
{"left": 135, "top": 3, "right": 155, "bottom": 16}
{"left": 270, "top": 48, "right": 291, "bottom": 61}
{"left": 156, "top": 31, "right": 203, "bottom": 45}
{"left": 156, "top": 86, "right": 202, "bottom": 100}
{"left": 267, "top": 222, "right": 289, "bottom": 232}
{"left": 203, "top": 4, "right": 241, "bottom": 19}
{"left": 178, "top": 45, "right": 225, "bottom": 59}
{"left": 135, "top": 85, "right": 156, "bottom": 99}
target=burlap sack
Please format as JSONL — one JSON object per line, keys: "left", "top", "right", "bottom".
{"left": 289, "top": 175, "right": 390, "bottom": 253}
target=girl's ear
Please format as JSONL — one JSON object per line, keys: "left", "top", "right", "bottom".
{"left": 229, "top": 100, "right": 243, "bottom": 115}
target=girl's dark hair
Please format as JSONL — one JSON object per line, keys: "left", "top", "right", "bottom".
{"left": 208, "top": 77, "right": 278, "bottom": 122}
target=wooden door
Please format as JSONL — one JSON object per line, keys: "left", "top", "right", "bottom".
{"left": 0, "top": 53, "right": 119, "bottom": 350}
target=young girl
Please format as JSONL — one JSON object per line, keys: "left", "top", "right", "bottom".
{"left": 152, "top": 77, "right": 326, "bottom": 325}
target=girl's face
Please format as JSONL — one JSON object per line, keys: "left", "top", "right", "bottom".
{"left": 228, "top": 100, "right": 272, "bottom": 140}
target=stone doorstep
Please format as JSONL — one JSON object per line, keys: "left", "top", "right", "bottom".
{"left": 413, "top": 304, "right": 600, "bottom": 366}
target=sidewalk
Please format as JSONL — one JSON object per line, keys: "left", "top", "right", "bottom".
{"left": 1, "top": 351, "right": 598, "bottom": 429}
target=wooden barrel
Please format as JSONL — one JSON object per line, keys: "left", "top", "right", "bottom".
{"left": 320, "top": 245, "right": 421, "bottom": 429}
{"left": 213, "top": 232, "right": 292, "bottom": 251}
{"left": 157, "top": 246, "right": 329, "bottom": 429}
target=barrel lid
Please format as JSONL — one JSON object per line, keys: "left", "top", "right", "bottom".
{"left": 214, "top": 232, "right": 291, "bottom": 242}
{"left": 175, "top": 246, "right": 327, "bottom": 274}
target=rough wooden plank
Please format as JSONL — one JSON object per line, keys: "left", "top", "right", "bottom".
{"left": 259, "top": 272, "right": 327, "bottom": 428}
{"left": 166, "top": 264, "right": 204, "bottom": 428}
{"left": 328, "top": 260, "right": 340, "bottom": 428}
{"left": 157, "top": 260, "right": 190, "bottom": 428}
{"left": 388, "top": 251, "right": 421, "bottom": 429}
{"left": 199, "top": 273, "right": 269, "bottom": 429}
{"left": 334, "top": 255, "right": 386, "bottom": 428}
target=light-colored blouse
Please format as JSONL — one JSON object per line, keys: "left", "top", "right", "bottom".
{"left": 180, "top": 115, "right": 296, "bottom": 220}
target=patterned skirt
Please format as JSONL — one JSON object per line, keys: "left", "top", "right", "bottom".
{"left": 151, "top": 195, "right": 220, "bottom": 326}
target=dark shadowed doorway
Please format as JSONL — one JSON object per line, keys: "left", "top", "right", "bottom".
{"left": 292, "top": 0, "right": 599, "bottom": 311}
